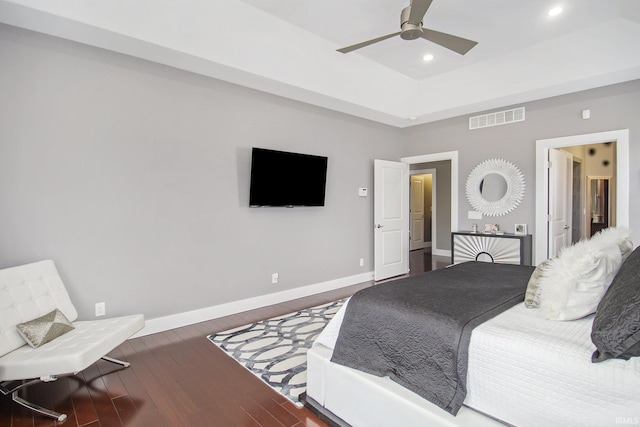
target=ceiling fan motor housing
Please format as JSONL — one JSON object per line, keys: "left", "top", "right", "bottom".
{"left": 400, "top": 5, "right": 423, "bottom": 40}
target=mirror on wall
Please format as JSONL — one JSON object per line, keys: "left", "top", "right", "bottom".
{"left": 588, "top": 176, "right": 611, "bottom": 236}
{"left": 465, "top": 158, "right": 525, "bottom": 217}
{"left": 480, "top": 173, "right": 508, "bottom": 202}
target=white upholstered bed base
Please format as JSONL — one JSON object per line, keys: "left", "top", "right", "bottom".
{"left": 307, "top": 301, "right": 640, "bottom": 427}
{"left": 307, "top": 344, "right": 502, "bottom": 427}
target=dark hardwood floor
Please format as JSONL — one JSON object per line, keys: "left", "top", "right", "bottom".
{"left": 409, "top": 248, "right": 450, "bottom": 276}
{"left": 1, "top": 251, "right": 449, "bottom": 426}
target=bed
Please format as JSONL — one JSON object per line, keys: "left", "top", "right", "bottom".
{"left": 304, "top": 231, "right": 640, "bottom": 427}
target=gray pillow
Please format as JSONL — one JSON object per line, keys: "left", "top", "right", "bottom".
{"left": 591, "top": 245, "right": 640, "bottom": 363}
{"left": 524, "top": 259, "right": 551, "bottom": 308}
{"left": 16, "top": 309, "right": 75, "bottom": 348}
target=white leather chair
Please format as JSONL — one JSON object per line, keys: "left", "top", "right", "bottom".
{"left": 0, "top": 260, "right": 145, "bottom": 421}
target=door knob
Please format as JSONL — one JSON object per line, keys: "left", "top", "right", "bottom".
{"left": 375, "top": 224, "right": 384, "bottom": 229}
{"left": 564, "top": 225, "right": 570, "bottom": 230}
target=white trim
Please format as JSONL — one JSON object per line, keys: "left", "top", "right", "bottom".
{"left": 535, "top": 129, "right": 629, "bottom": 265}
{"left": 410, "top": 168, "right": 437, "bottom": 254}
{"left": 132, "top": 271, "right": 374, "bottom": 337}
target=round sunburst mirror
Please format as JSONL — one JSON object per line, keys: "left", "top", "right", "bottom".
{"left": 465, "top": 158, "right": 525, "bottom": 217}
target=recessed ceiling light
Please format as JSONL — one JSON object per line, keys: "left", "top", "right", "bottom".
{"left": 422, "top": 54, "right": 434, "bottom": 62}
{"left": 548, "top": 6, "right": 563, "bottom": 16}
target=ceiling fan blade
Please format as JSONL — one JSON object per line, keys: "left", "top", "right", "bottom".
{"left": 421, "top": 28, "right": 478, "bottom": 55}
{"left": 337, "top": 32, "right": 401, "bottom": 53}
{"left": 408, "top": 0, "right": 433, "bottom": 25}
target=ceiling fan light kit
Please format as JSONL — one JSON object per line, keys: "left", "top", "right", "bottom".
{"left": 337, "top": 0, "right": 478, "bottom": 56}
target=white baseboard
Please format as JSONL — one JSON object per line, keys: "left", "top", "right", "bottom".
{"left": 133, "top": 271, "right": 374, "bottom": 337}
{"left": 433, "top": 248, "right": 451, "bottom": 258}
{"left": 410, "top": 242, "right": 432, "bottom": 251}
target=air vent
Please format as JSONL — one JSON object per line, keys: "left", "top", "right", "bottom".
{"left": 469, "top": 107, "right": 525, "bottom": 130}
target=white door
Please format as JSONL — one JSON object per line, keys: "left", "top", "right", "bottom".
{"left": 410, "top": 176, "right": 425, "bottom": 251}
{"left": 374, "top": 160, "right": 409, "bottom": 281}
{"left": 548, "top": 148, "right": 573, "bottom": 258}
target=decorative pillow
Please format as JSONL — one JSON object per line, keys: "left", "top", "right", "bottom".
{"left": 16, "top": 309, "right": 75, "bottom": 348}
{"left": 590, "top": 227, "right": 633, "bottom": 262}
{"left": 591, "top": 245, "right": 640, "bottom": 363}
{"left": 524, "top": 259, "right": 551, "bottom": 308}
{"left": 538, "top": 238, "right": 622, "bottom": 320}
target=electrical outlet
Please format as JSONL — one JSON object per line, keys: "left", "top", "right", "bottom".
{"left": 359, "top": 258, "right": 364, "bottom": 267}
{"left": 271, "top": 273, "right": 279, "bottom": 284}
{"left": 95, "top": 302, "right": 106, "bottom": 317}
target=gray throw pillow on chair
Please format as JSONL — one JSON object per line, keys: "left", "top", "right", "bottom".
{"left": 16, "top": 309, "right": 75, "bottom": 348}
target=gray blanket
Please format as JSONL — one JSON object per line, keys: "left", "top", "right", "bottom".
{"left": 331, "top": 261, "right": 535, "bottom": 415}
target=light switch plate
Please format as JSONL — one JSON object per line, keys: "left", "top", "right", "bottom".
{"left": 468, "top": 211, "right": 483, "bottom": 220}
{"left": 358, "top": 188, "right": 368, "bottom": 197}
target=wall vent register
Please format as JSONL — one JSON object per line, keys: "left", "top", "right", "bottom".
{"left": 469, "top": 107, "right": 525, "bottom": 130}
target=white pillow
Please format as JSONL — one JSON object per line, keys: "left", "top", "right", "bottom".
{"left": 538, "top": 238, "right": 622, "bottom": 320}
{"left": 589, "top": 226, "right": 633, "bottom": 261}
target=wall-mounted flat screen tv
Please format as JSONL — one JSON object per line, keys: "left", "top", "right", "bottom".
{"left": 249, "top": 148, "right": 328, "bottom": 207}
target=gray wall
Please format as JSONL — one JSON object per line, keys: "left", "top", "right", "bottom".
{"left": 402, "top": 80, "right": 640, "bottom": 249}
{"left": 2, "top": 23, "right": 639, "bottom": 324}
{"left": 0, "top": 24, "right": 402, "bottom": 320}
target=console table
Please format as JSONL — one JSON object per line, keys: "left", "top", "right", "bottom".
{"left": 451, "top": 231, "right": 532, "bottom": 266}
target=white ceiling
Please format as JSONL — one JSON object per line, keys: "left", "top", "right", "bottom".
{"left": 2, "top": 0, "right": 640, "bottom": 127}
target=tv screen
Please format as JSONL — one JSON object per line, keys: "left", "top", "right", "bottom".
{"left": 249, "top": 148, "right": 328, "bottom": 207}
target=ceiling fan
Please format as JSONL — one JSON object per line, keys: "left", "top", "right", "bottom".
{"left": 337, "top": 0, "right": 478, "bottom": 55}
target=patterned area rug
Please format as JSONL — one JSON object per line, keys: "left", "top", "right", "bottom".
{"left": 207, "top": 299, "right": 344, "bottom": 405}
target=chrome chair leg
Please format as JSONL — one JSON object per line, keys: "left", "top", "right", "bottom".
{"left": 1, "top": 356, "right": 131, "bottom": 421}
{"left": 12, "top": 390, "right": 67, "bottom": 422}
{"left": 1, "top": 378, "right": 66, "bottom": 422}
{"left": 101, "top": 355, "right": 130, "bottom": 368}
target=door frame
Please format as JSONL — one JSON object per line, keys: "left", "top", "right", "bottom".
{"left": 409, "top": 174, "right": 426, "bottom": 251}
{"left": 571, "top": 156, "right": 586, "bottom": 242}
{"left": 535, "top": 129, "right": 629, "bottom": 265}
{"left": 410, "top": 169, "right": 436, "bottom": 251}
{"left": 401, "top": 151, "right": 459, "bottom": 257}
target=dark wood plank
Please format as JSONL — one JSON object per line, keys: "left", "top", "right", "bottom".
{"left": 80, "top": 366, "right": 122, "bottom": 426}
{"left": 68, "top": 372, "right": 99, "bottom": 426}
{"left": 0, "top": 392, "right": 13, "bottom": 427}
{"left": 111, "top": 395, "right": 137, "bottom": 425}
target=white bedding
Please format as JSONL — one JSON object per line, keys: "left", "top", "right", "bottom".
{"left": 313, "top": 299, "right": 640, "bottom": 427}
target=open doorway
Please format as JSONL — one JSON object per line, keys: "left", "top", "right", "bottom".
{"left": 401, "top": 151, "right": 458, "bottom": 259}
{"left": 409, "top": 170, "right": 445, "bottom": 274}
{"left": 410, "top": 170, "right": 435, "bottom": 252}
{"left": 535, "top": 129, "right": 629, "bottom": 264}
{"left": 559, "top": 142, "right": 617, "bottom": 240}
{"left": 373, "top": 152, "right": 458, "bottom": 281}
{"left": 548, "top": 141, "right": 617, "bottom": 257}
